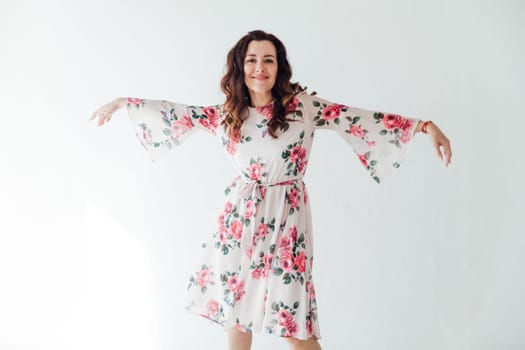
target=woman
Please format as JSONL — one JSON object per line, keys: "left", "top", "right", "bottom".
{"left": 90, "top": 29, "right": 451, "bottom": 350}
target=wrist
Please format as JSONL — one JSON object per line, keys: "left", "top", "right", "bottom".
{"left": 118, "top": 97, "right": 128, "bottom": 108}
{"left": 416, "top": 120, "right": 424, "bottom": 133}
{"left": 422, "top": 120, "right": 433, "bottom": 134}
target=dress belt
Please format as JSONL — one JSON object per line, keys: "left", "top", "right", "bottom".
{"left": 237, "top": 177, "right": 304, "bottom": 253}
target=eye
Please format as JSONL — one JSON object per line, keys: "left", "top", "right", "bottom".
{"left": 264, "top": 58, "right": 275, "bottom": 63}
{"left": 245, "top": 58, "right": 256, "bottom": 63}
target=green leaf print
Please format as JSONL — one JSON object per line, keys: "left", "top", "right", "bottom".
{"left": 271, "top": 302, "right": 279, "bottom": 312}
{"left": 373, "top": 112, "right": 384, "bottom": 120}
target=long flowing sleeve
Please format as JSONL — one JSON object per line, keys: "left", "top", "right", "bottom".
{"left": 126, "top": 97, "right": 221, "bottom": 161}
{"left": 300, "top": 92, "right": 421, "bottom": 184}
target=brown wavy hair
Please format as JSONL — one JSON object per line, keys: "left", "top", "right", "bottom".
{"left": 220, "top": 30, "right": 306, "bottom": 140}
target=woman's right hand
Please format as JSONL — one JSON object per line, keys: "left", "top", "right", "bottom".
{"left": 89, "top": 97, "right": 127, "bottom": 127}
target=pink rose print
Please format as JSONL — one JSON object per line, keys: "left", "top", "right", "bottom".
{"left": 127, "top": 97, "right": 142, "bottom": 106}
{"left": 297, "top": 160, "right": 306, "bottom": 173}
{"left": 217, "top": 213, "right": 225, "bottom": 226}
{"left": 264, "top": 254, "right": 273, "bottom": 270}
{"left": 321, "top": 103, "right": 344, "bottom": 121}
{"left": 278, "top": 310, "right": 294, "bottom": 327}
{"left": 201, "top": 106, "right": 219, "bottom": 130}
{"left": 295, "top": 252, "right": 306, "bottom": 273}
{"left": 207, "top": 300, "right": 219, "bottom": 317}
{"left": 358, "top": 154, "right": 368, "bottom": 167}
{"left": 383, "top": 114, "right": 405, "bottom": 129}
{"left": 244, "top": 200, "right": 254, "bottom": 220}
{"left": 349, "top": 125, "right": 365, "bottom": 138}
{"left": 142, "top": 129, "right": 150, "bottom": 144}
{"left": 286, "top": 96, "right": 300, "bottom": 113}
{"left": 234, "top": 280, "right": 245, "bottom": 301}
{"left": 198, "top": 118, "right": 213, "bottom": 131}
{"left": 170, "top": 114, "right": 194, "bottom": 139}
{"left": 366, "top": 140, "right": 376, "bottom": 146}
{"left": 302, "top": 182, "right": 308, "bottom": 205}
{"left": 203, "top": 106, "right": 218, "bottom": 119}
{"left": 230, "top": 130, "right": 241, "bottom": 144}
{"left": 251, "top": 268, "right": 263, "bottom": 279}
{"left": 227, "top": 275, "right": 240, "bottom": 291}
{"left": 224, "top": 202, "right": 233, "bottom": 214}
{"left": 226, "top": 142, "right": 237, "bottom": 155}
{"left": 258, "top": 223, "right": 269, "bottom": 239}
{"left": 399, "top": 118, "right": 413, "bottom": 131}
{"left": 230, "top": 220, "right": 243, "bottom": 240}
{"left": 197, "top": 268, "right": 210, "bottom": 287}
{"left": 280, "top": 236, "right": 292, "bottom": 250}
{"left": 227, "top": 276, "right": 246, "bottom": 301}
{"left": 399, "top": 129, "right": 412, "bottom": 143}
{"left": 259, "top": 186, "right": 267, "bottom": 200}
{"left": 179, "top": 114, "right": 194, "bottom": 129}
{"left": 289, "top": 226, "right": 298, "bottom": 243}
{"left": 290, "top": 145, "right": 307, "bottom": 164}
{"left": 256, "top": 103, "right": 274, "bottom": 120}
{"left": 246, "top": 246, "right": 253, "bottom": 259}
{"left": 277, "top": 310, "right": 298, "bottom": 337}
{"left": 279, "top": 250, "right": 295, "bottom": 272}
{"left": 306, "top": 281, "right": 316, "bottom": 300}
{"left": 286, "top": 322, "right": 298, "bottom": 337}
{"left": 288, "top": 187, "right": 299, "bottom": 209}
{"left": 306, "top": 319, "right": 313, "bottom": 335}
{"left": 248, "top": 162, "right": 263, "bottom": 181}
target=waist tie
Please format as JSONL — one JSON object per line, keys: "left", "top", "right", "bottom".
{"left": 237, "top": 177, "right": 304, "bottom": 254}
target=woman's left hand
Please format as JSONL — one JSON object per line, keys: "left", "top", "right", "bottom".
{"left": 425, "top": 122, "right": 452, "bottom": 167}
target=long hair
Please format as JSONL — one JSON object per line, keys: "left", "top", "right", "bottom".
{"left": 220, "top": 30, "right": 305, "bottom": 140}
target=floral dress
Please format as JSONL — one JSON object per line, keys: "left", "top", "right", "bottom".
{"left": 126, "top": 91, "right": 420, "bottom": 340}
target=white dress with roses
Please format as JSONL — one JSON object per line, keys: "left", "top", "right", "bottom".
{"left": 126, "top": 91, "right": 420, "bottom": 340}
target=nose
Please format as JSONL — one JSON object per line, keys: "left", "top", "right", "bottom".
{"left": 255, "top": 62, "right": 265, "bottom": 73}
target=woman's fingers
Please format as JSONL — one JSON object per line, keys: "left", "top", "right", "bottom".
{"left": 443, "top": 141, "right": 452, "bottom": 167}
{"left": 435, "top": 142, "right": 443, "bottom": 161}
{"left": 428, "top": 123, "right": 452, "bottom": 167}
{"left": 89, "top": 100, "right": 118, "bottom": 126}
{"left": 435, "top": 136, "right": 452, "bottom": 167}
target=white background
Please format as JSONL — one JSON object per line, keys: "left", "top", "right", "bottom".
{"left": 1, "top": 0, "right": 524, "bottom": 349}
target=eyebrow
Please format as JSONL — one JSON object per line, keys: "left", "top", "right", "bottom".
{"left": 246, "top": 54, "right": 276, "bottom": 58}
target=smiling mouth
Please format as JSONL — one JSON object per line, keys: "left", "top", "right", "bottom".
{"left": 251, "top": 75, "right": 269, "bottom": 80}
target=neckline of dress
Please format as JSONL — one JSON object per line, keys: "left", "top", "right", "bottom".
{"left": 248, "top": 99, "right": 275, "bottom": 110}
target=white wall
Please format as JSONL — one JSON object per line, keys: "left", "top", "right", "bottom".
{"left": 1, "top": 0, "right": 524, "bottom": 349}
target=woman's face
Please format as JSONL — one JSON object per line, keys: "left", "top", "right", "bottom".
{"left": 243, "top": 40, "right": 278, "bottom": 98}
